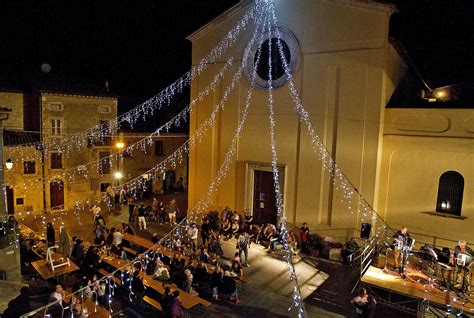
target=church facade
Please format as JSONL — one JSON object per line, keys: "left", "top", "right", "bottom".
{"left": 187, "top": 0, "right": 474, "bottom": 246}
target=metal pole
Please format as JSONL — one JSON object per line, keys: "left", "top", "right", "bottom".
{"left": 41, "top": 144, "right": 47, "bottom": 213}
{"left": 0, "top": 126, "right": 7, "bottom": 216}
{"left": 0, "top": 108, "right": 11, "bottom": 216}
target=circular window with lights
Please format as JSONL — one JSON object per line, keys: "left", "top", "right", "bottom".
{"left": 244, "top": 25, "right": 299, "bottom": 90}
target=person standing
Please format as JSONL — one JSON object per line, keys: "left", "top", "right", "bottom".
{"left": 46, "top": 223, "right": 55, "bottom": 247}
{"left": 58, "top": 226, "right": 71, "bottom": 258}
{"left": 158, "top": 201, "right": 166, "bottom": 224}
{"left": 113, "top": 228, "right": 124, "bottom": 245}
{"left": 351, "top": 287, "right": 376, "bottom": 318}
{"left": 188, "top": 223, "right": 199, "bottom": 250}
{"left": 237, "top": 230, "right": 250, "bottom": 267}
{"left": 451, "top": 240, "right": 473, "bottom": 290}
{"left": 300, "top": 222, "right": 310, "bottom": 253}
{"left": 167, "top": 199, "right": 179, "bottom": 225}
{"left": 201, "top": 218, "right": 210, "bottom": 247}
{"left": 151, "top": 197, "right": 159, "bottom": 221}
{"left": 137, "top": 203, "right": 147, "bottom": 230}
{"left": 127, "top": 198, "right": 136, "bottom": 224}
{"left": 169, "top": 290, "right": 184, "bottom": 318}
{"left": 210, "top": 266, "right": 223, "bottom": 300}
{"left": 392, "top": 226, "right": 410, "bottom": 277}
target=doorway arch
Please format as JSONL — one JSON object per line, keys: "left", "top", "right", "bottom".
{"left": 50, "top": 179, "right": 64, "bottom": 209}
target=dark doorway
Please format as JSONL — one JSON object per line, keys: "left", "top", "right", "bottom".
{"left": 50, "top": 179, "right": 64, "bottom": 209}
{"left": 6, "top": 187, "right": 14, "bottom": 214}
{"left": 163, "top": 170, "right": 176, "bottom": 193}
{"left": 436, "top": 171, "right": 464, "bottom": 216}
{"left": 253, "top": 170, "right": 278, "bottom": 225}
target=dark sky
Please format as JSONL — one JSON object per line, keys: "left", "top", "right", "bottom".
{"left": 1, "top": 0, "right": 472, "bottom": 102}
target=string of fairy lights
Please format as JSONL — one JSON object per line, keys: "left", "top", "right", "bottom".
{"left": 267, "top": 0, "right": 470, "bottom": 314}
{"left": 15, "top": 0, "right": 464, "bottom": 316}
{"left": 264, "top": 10, "right": 306, "bottom": 317}
{"left": 3, "top": 5, "right": 265, "bottom": 195}
{"left": 5, "top": 0, "right": 266, "bottom": 164}
{"left": 188, "top": 0, "right": 267, "bottom": 223}
{"left": 22, "top": 217, "right": 189, "bottom": 317}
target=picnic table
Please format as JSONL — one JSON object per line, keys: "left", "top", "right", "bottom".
{"left": 124, "top": 233, "right": 250, "bottom": 284}
{"left": 101, "top": 256, "right": 210, "bottom": 310}
{"left": 31, "top": 258, "right": 79, "bottom": 280}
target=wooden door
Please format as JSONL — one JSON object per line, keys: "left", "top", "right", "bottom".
{"left": 253, "top": 170, "right": 277, "bottom": 225}
{"left": 6, "top": 187, "right": 14, "bottom": 214}
{"left": 50, "top": 180, "right": 64, "bottom": 209}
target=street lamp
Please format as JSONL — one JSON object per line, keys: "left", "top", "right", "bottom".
{"left": 5, "top": 158, "right": 13, "bottom": 170}
{"left": 114, "top": 141, "right": 125, "bottom": 186}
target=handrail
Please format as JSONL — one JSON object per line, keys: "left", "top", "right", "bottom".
{"left": 408, "top": 230, "right": 474, "bottom": 249}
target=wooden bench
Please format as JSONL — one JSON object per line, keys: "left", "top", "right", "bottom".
{"left": 123, "top": 246, "right": 138, "bottom": 257}
{"left": 98, "top": 268, "right": 122, "bottom": 285}
{"left": 142, "top": 295, "right": 163, "bottom": 312}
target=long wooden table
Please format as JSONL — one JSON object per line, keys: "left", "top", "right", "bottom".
{"left": 65, "top": 289, "right": 110, "bottom": 317}
{"left": 124, "top": 233, "right": 250, "bottom": 284}
{"left": 101, "top": 256, "right": 211, "bottom": 310}
{"left": 31, "top": 258, "right": 80, "bottom": 280}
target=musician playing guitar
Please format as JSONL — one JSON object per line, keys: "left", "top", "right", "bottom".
{"left": 393, "top": 226, "right": 410, "bottom": 278}
{"left": 450, "top": 240, "right": 473, "bottom": 290}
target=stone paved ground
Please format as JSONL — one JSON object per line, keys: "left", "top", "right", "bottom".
{"left": 17, "top": 193, "right": 343, "bottom": 318}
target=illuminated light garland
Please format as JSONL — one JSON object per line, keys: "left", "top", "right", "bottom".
{"left": 187, "top": 3, "right": 269, "bottom": 223}
{"left": 14, "top": 55, "right": 237, "bottom": 187}
{"left": 266, "top": 0, "right": 465, "bottom": 314}
{"left": 108, "top": 3, "right": 268, "bottom": 197}
{"left": 5, "top": 4, "right": 269, "bottom": 194}
{"left": 23, "top": 217, "right": 189, "bottom": 317}
{"left": 264, "top": 9, "right": 306, "bottom": 318}
{"left": 6, "top": 1, "right": 266, "bottom": 163}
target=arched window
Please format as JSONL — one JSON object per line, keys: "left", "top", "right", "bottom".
{"left": 436, "top": 171, "right": 464, "bottom": 216}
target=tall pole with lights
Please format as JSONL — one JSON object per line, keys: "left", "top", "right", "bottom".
{"left": 0, "top": 107, "right": 12, "bottom": 217}
{"left": 115, "top": 141, "right": 124, "bottom": 186}
{"left": 0, "top": 106, "right": 21, "bottom": 284}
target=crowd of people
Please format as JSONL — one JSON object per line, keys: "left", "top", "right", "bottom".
{"left": 15, "top": 197, "right": 321, "bottom": 318}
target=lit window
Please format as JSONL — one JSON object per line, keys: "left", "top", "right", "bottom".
{"left": 436, "top": 171, "right": 464, "bottom": 216}
{"left": 155, "top": 141, "right": 164, "bottom": 156}
{"left": 98, "top": 105, "right": 112, "bottom": 113}
{"left": 51, "top": 119, "right": 62, "bottom": 136}
{"left": 49, "top": 103, "right": 63, "bottom": 111}
{"left": 99, "top": 151, "right": 111, "bottom": 175}
{"left": 50, "top": 152, "right": 63, "bottom": 169}
{"left": 23, "top": 161, "right": 36, "bottom": 174}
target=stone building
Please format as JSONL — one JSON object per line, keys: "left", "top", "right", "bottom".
{"left": 187, "top": 0, "right": 474, "bottom": 245}
{"left": 118, "top": 132, "right": 188, "bottom": 195}
{"left": 1, "top": 83, "right": 189, "bottom": 215}
{"left": 2, "top": 87, "right": 118, "bottom": 214}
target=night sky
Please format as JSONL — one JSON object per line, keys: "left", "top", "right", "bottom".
{"left": 1, "top": 0, "right": 472, "bottom": 108}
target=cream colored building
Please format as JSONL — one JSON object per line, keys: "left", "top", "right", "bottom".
{"left": 187, "top": 0, "right": 474, "bottom": 246}
{"left": 119, "top": 132, "right": 188, "bottom": 194}
{"left": 2, "top": 89, "right": 118, "bottom": 214}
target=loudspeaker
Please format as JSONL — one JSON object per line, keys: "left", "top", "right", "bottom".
{"left": 360, "top": 223, "right": 371, "bottom": 239}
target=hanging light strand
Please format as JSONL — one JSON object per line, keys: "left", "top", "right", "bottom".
{"left": 6, "top": 0, "right": 266, "bottom": 161}
{"left": 264, "top": 6, "right": 306, "bottom": 317}
{"left": 188, "top": 2, "right": 269, "bottom": 223}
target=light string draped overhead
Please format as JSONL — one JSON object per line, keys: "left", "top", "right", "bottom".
{"left": 5, "top": 3, "right": 269, "bottom": 197}
{"left": 22, "top": 218, "right": 189, "bottom": 317}
{"left": 187, "top": 2, "right": 268, "bottom": 223}
{"left": 267, "top": 0, "right": 462, "bottom": 314}
{"left": 6, "top": 0, "right": 266, "bottom": 163}
{"left": 264, "top": 7, "right": 306, "bottom": 317}
{"left": 110, "top": 2, "right": 270, "bottom": 198}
